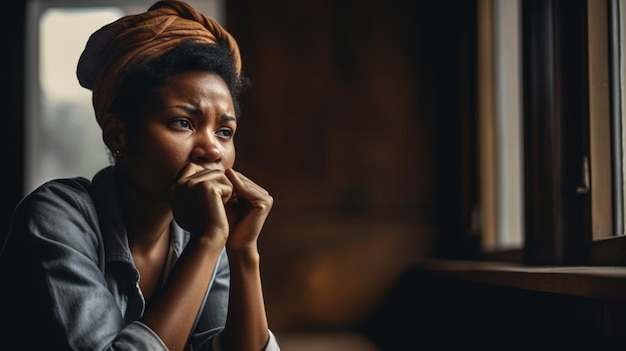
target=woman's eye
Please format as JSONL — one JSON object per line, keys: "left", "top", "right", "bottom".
{"left": 216, "top": 128, "right": 234, "bottom": 139}
{"left": 172, "top": 118, "right": 192, "bottom": 130}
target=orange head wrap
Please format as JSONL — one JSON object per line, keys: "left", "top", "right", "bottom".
{"left": 76, "top": 0, "right": 241, "bottom": 128}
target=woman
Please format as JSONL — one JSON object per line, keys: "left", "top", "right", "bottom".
{"left": 0, "top": 1, "right": 280, "bottom": 350}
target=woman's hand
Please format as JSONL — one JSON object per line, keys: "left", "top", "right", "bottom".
{"left": 224, "top": 169, "right": 273, "bottom": 253}
{"left": 170, "top": 163, "right": 233, "bottom": 243}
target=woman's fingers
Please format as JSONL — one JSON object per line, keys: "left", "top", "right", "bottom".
{"left": 171, "top": 167, "right": 273, "bottom": 247}
{"left": 178, "top": 168, "right": 233, "bottom": 204}
{"left": 223, "top": 169, "right": 273, "bottom": 251}
{"left": 171, "top": 166, "right": 234, "bottom": 236}
{"left": 225, "top": 169, "right": 271, "bottom": 201}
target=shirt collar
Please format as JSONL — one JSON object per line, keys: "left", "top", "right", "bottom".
{"left": 90, "top": 166, "right": 190, "bottom": 265}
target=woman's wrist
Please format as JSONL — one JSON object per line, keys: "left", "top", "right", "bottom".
{"left": 225, "top": 245, "right": 260, "bottom": 267}
{"left": 189, "top": 232, "right": 228, "bottom": 253}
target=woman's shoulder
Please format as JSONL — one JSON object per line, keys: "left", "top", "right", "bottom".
{"left": 3, "top": 175, "right": 104, "bottom": 268}
{"left": 20, "top": 176, "right": 96, "bottom": 213}
{"left": 20, "top": 166, "right": 116, "bottom": 212}
{"left": 38, "top": 176, "right": 93, "bottom": 193}
{"left": 9, "top": 173, "right": 108, "bottom": 239}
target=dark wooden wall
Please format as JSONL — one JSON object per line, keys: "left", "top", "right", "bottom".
{"left": 225, "top": 0, "right": 478, "bottom": 331}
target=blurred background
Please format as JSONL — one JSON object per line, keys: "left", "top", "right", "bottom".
{"left": 226, "top": 0, "right": 478, "bottom": 339}
{"left": 1, "top": 0, "right": 485, "bottom": 349}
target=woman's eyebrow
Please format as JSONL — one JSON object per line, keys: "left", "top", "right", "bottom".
{"left": 168, "top": 104, "right": 201, "bottom": 114}
{"left": 222, "top": 114, "right": 237, "bottom": 122}
{"left": 168, "top": 105, "right": 237, "bottom": 122}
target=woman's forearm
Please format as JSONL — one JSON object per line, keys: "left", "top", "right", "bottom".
{"left": 221, "top": 249, "right": 270, "bottom": 351}
{"left": 141, "top": 236, "right": 226, "bottom": 351}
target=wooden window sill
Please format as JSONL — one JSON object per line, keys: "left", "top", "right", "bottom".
{"left": 416, "top": 259, "right": 626, "bottom": 300}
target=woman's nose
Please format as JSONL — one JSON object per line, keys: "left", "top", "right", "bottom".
{"left": 191, "top": 130, "right": 222, "bottom": 164}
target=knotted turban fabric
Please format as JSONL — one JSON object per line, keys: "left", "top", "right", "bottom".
{"left": 76, "top": 0, "right": 241, "bottom": 128}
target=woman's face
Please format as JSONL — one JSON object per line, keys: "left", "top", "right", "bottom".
{"left": 121, "top": 70, "right": 237, "bottom": 202}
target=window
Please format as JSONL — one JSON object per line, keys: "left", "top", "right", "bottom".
{"left": 24, "top": 0, "right": 224, "bottom": 195}
{"left": 477, "top": 0, "right": 524, "bottom": 253}
{"left": 587, "top": 0, "right": 626, "bottom": 264}
{"left": 27, "top": 6, "right": 123, "bottom": 194}
{"left": 476, "top": 0, "right": 626, "bottom": 265}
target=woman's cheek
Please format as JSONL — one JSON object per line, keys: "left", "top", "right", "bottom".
{"left": 224, "top": 145, "right": 236, "bottom": 168}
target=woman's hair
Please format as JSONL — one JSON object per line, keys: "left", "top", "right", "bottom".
{"left": 110, "top": 40, "right": 249, "bottom": 126}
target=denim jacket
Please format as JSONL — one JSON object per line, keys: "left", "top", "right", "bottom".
{"left": 0, "top": 166, "right": 279, "bottom": 350}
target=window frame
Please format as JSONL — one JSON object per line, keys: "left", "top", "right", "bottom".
{"left": 478, "top": 0, "right": 626, "bottom": 266}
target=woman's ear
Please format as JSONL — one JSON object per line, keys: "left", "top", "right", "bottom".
{"left": 101, "top": 113, "right": 126, "bottom": 153}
